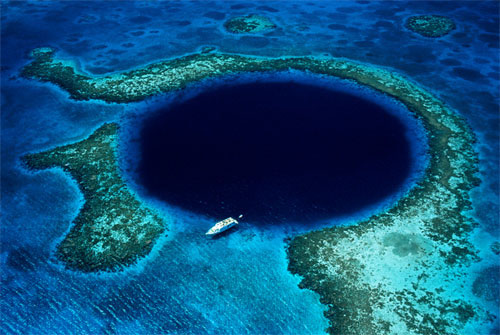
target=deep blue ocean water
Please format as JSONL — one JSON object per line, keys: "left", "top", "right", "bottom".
{"left": 1, "top": 1, "right": 498, "bottom": 334}
{"left": 138, "top": 81, "right": 413, "bottom": 225}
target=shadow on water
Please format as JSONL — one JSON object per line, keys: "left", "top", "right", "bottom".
{"left": 206, "top": 226, "right": 240, "bottom": 240}
{"left": 137, "top": 81, "right": 413, "bottom": 227}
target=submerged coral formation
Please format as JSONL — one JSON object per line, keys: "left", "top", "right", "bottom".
{"left": 22, "top": 123, "right": 166, "bottom": 272}
{"left": 406, "top": 15, "right": 456, "bottom": 38}
{"left": 473, "top": 266, "right": 500, "bottom": 303}
{"left": 22, "top": 48, "right": 483, "bottom": 333}
{"left": 223, "top": 14, "right": 276, "bottom": 34}
{"left": 491, "top": 241, "right": 500, "bottom": 255}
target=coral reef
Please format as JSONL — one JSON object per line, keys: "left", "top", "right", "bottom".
{"left": 406, "top": 15, "right": 456, "bottom": 38}
{"left": 22, "top": 123, "right": 166, "bottom": 272}
{"left": 223, "top": 14, "right": 276, "bottom": 34}
{"left": 287, "top": 64, "right": 483, "bottom": 334}
{"left": 21, "top": 48, "right": 484, "bottom": 333}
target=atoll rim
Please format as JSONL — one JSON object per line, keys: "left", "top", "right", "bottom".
{"left": 20, "top": 47, "right": 483, "bottom": 333}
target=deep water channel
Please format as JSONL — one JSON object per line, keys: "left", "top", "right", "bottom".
{"left": 136, "top": 78, "right": 424, "bottom": 226}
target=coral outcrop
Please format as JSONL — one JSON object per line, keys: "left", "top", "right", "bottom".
{"left": 223, "top": 14, "right": 276, "bottom": 34}
{"left": 406, "top": 15, "right": 456, "bottom": 38}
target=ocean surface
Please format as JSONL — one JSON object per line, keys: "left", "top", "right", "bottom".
{"left": 1, "top": 1, "right": 498, "bottom": 334}
{"left": 137, "top": 80, "right": 417, "bottom": 224}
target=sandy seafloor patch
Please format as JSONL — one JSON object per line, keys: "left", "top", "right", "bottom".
{"left": 1, "top": 1, "right": 498, "bottom": 334}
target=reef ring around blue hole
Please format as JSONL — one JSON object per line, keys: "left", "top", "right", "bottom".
{"left": 136, "top": 74, "right": 422, "bottom": 226}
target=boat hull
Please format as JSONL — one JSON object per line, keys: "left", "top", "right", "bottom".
{"left": 206, "top": 217, "right": 239, "bottom": 236}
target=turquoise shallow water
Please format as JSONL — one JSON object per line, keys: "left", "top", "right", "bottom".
{"left": 1, "top": 1, "right": 498, "bottom": 334}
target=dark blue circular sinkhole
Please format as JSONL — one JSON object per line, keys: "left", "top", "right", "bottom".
{"left": 138, "top": 81, "right": 413, "bottom": 224}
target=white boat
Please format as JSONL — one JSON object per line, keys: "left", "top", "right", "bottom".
{"left": 206, "top": 215, "right": 243, "bottom": 236}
